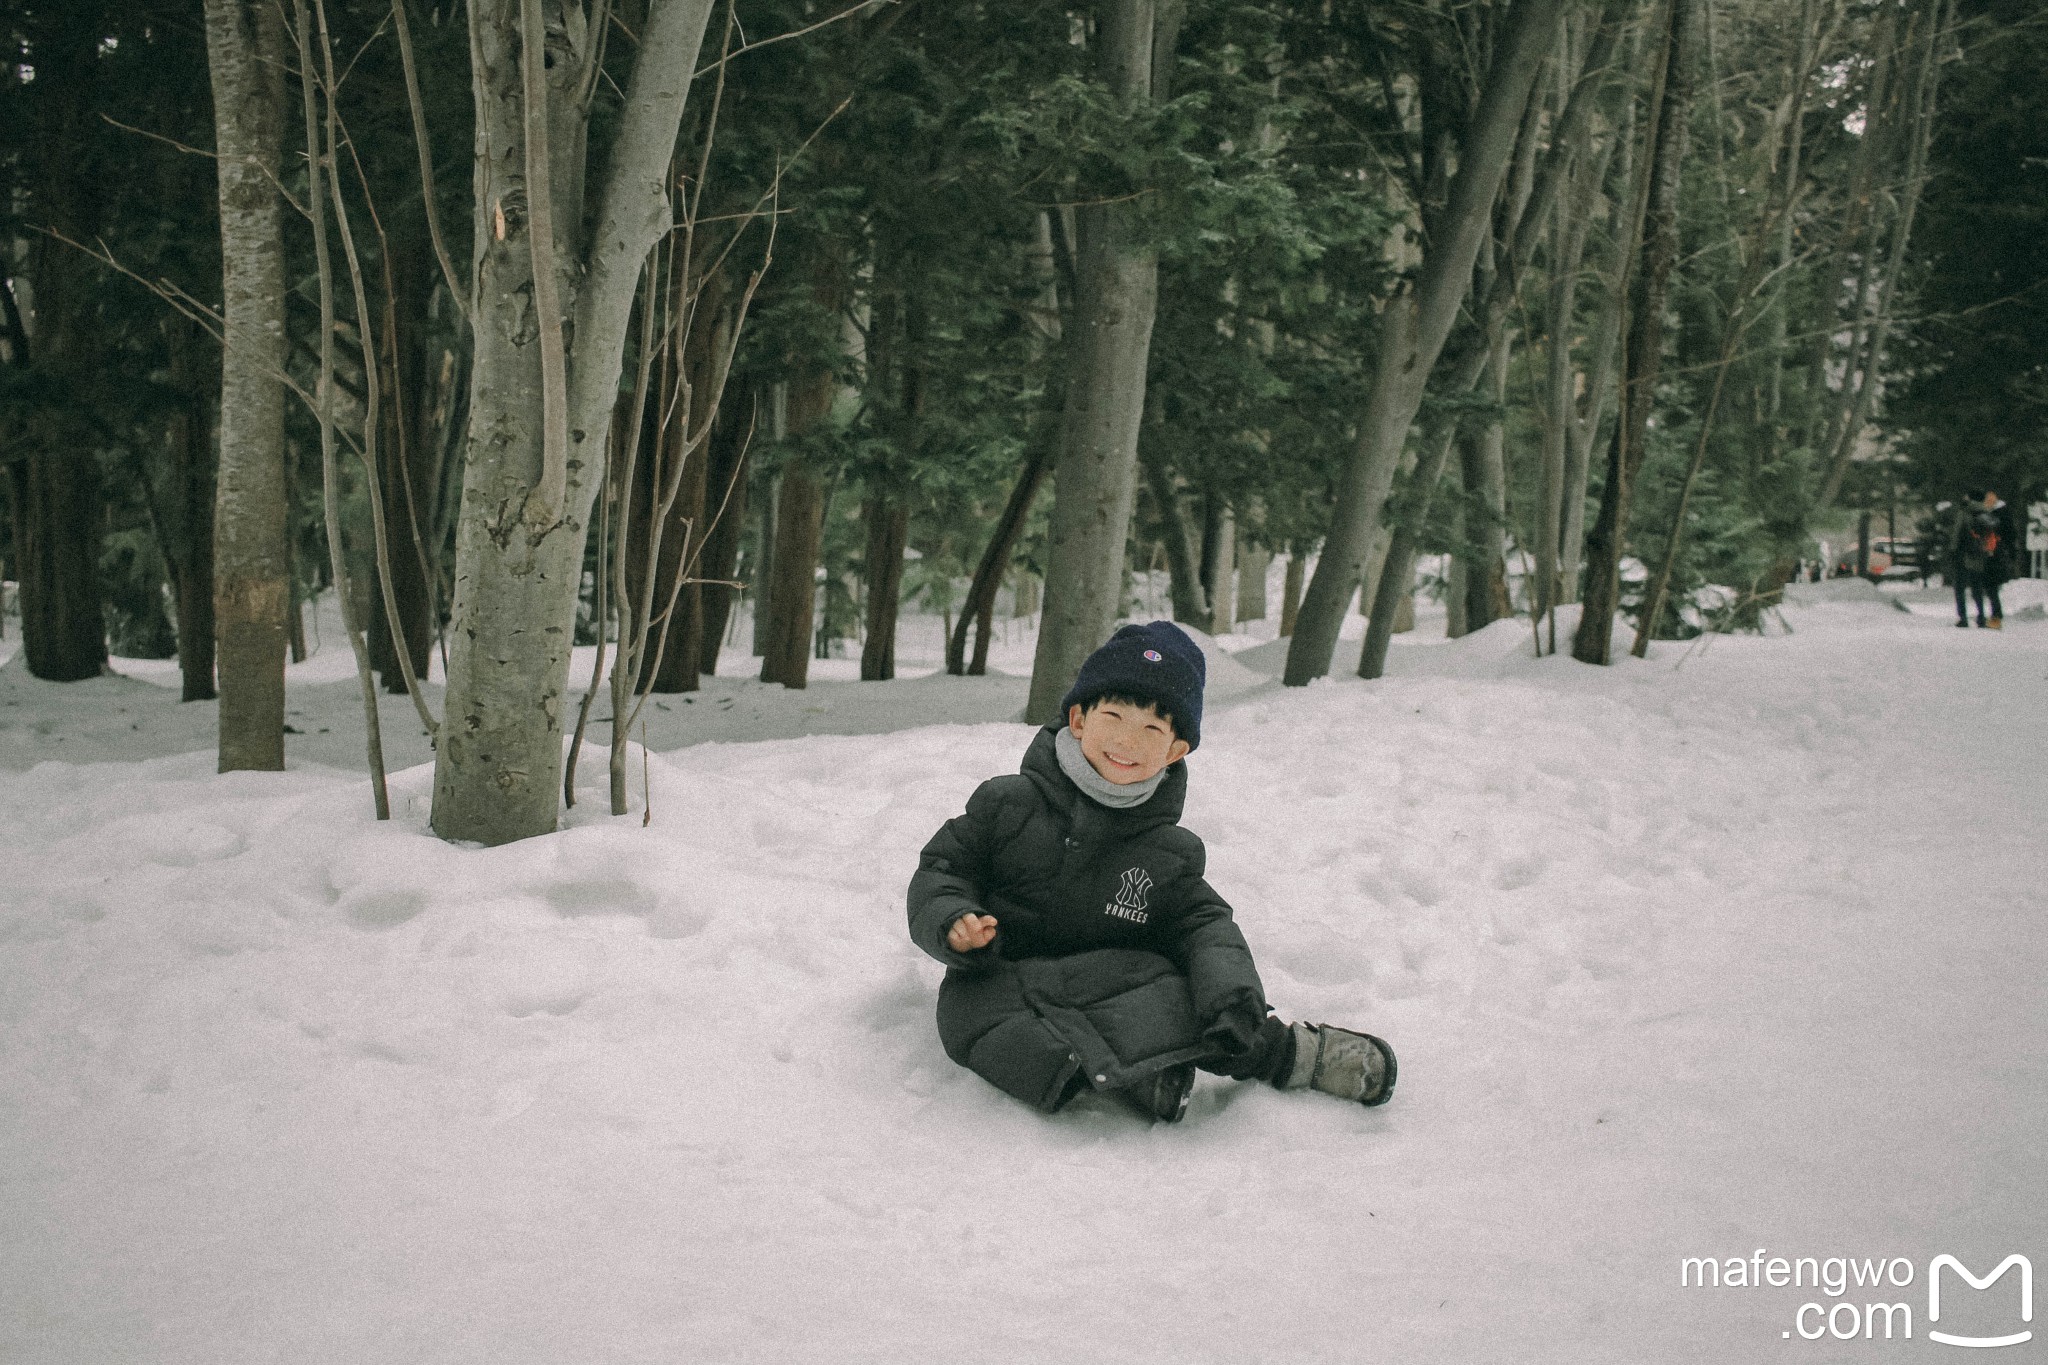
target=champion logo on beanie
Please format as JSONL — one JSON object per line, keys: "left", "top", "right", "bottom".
{"left": 1059, "top": 621, "right": 1206, "bottom": 751}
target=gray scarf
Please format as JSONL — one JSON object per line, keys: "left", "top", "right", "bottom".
{"left": 1055, "top": 725, "right": 1166, "bottom": 809}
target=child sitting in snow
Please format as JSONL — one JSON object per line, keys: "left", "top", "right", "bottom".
{"left": 906, "top": 621, "right": 1396, "bottom": 1122}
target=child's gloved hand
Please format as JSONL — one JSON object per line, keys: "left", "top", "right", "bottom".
{"left": 1200, "top": 998, "right": 1265, "bottom": 1057}
{"left": 946, "top": 912, "right": 999, "bottom": 953}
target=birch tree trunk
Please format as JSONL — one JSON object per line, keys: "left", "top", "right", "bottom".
{"left": 204, "top": 0, "right": 289, "bottom": 767}
{"left": 1023, "top": 0, "right": 1184, "bottom": 724}
{"left": 1283, "top": 0, "right": 1568, "bottom": 686}
{"left": 432, "top": 0, "right": 716, "bottom": 845}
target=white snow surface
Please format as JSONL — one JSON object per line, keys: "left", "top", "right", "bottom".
{"left": 2, "top": 587, "right": 2045, "bottom": 1362}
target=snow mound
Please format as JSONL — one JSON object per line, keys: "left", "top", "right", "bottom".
{"left": 1781, "top": 576, "right": 1906, "bottom": 609}
{"left": 1226, "top": 614, "right": 1566, "bottom": 681}
{"left": 2001, "top": 577, "right": 2048, "bottom": 618}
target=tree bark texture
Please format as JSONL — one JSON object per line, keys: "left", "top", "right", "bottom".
{"left": 1283, "top": 0, "right": 1568, "bottom": 686}
{"left": 1572, "top": 0, "right": 1697, "bottom": 666}
{"left": 432, "top": 0, "right": 715, "bottom": 844}
{"left": 204, "top": 0, "right": 289, "bottom": 766}
{"left": 1023, "top": 0, "right": 1183, "bottom": 724}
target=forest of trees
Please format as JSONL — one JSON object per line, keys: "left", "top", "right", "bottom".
{"left": 2, "top": 0, "right": 2041, "bottom": 845}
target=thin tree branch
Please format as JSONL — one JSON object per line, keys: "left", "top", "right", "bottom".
{"left": 388, "top": 0, "right": 470, "bottom": 322}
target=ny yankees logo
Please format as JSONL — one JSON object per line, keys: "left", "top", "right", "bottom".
{"left": 1105, "top": 866, "right": 1153, "bottom": 924}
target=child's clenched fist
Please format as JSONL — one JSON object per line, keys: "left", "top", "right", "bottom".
{"left": 946, "top": 912, "right": 998, "bottom": 953}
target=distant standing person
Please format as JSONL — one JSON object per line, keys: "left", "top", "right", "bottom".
{"left": 1949, "top": 489, "right": 2018, "bottom": 628}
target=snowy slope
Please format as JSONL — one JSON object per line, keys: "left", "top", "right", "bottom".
{"left": 1, "top": 591, "right": 2044, "bottom": 1363}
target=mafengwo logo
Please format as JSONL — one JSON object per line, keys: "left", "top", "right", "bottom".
{"left": 1678, "top": 1250, "right": 2032, "bottom": 1345}
{"left": 1929, "top": 1256, "right": 2032, "bottom": 1349}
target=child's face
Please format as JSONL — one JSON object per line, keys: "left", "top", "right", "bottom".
{"left": 1067, "top": 699, "right": 1190, "bottom": 785}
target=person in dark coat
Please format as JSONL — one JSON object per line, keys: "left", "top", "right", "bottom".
{"left": 1947, "top": 489, "right": 2019, "bottom": 627}
{"left": 906, "top": 621, "right": 1396, "bottom": 1123}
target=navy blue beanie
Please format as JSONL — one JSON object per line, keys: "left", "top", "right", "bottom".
{"left": 1058, "top": 621, "right": 1206, "bottom": 750}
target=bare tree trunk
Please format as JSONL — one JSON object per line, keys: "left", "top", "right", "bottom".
{"left": 8, "top": 13, "right": 107, "bottom": 684}
{"left": 1560, "top": 143, "right": 1630, "bottom": 605}
{"left": 1279, "top": 550, "right": 1303, "bottom": 637}
{"left": 1023, "top": 0, "right": 1184, "bottom": 724}
{"left": 950, "top": 211, "right": 1063, "bottom": 675}
{"left": 1537, "top": 129, "right": 1596, "bottom": 635}
{"left": 1237, "top": 535, "right": 1269, "bottom": 621}
{"left": 1141, "top": 449, "right": 1208, "bottom": 626}
{"left": 163, "top": 313, "right": 218, "bottom": 700}
{"left": 697, "top": 376, "right": 752, "bottom": 675}
{"left": 1573, "top": 0, "right": 1697, "bottom": 666}
{"left": 204, "top": 0, "right": 289, "bottom": 767}
{"left": 367, "top": 230, "right": 440, "bottom": 693}
{"left": 1360, "top": 422, "right": 1459, "bottom": 677}
{"left": 1472, "top": 331, "right": 1515, "bottom": 629}
{"left": 759, "top": 372, "right": 832, "bottom": 689}
{"left": 6, "top": 455, "right": 103, "bottom": 682}
{"left": 860, "top": 492, "right": 909, "bottom": 680}
{"left": 1284, "top": 0, "right": 1568, "bottom": 686}
{"left": 1810, "top": 0, "right": 1947, "bottom": 516}
{"left": 950, "top": 445, "right": 1048, "bottom": 675}
{"left": 1445, "top": 494, "right": 1471, "bottom": 640}
{"left": 432, "top": 0, "right": 717, "bottom": 845}
{"left": 1205, "top": 501, "right": 1236, "bottom": 634}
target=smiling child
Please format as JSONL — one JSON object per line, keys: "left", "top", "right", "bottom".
{"left": 906, "top": 621, "right": 1396, "bottom": 1122}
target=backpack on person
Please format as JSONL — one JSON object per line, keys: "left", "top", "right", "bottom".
{"left": 1969, "top": 509, "right": 2001, "bottom": 559}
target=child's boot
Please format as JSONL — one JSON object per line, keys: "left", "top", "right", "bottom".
{"left": 1283, "top": 1022, "right": 1396, "bottom": 1107}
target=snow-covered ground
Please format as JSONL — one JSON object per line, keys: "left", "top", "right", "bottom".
{"left": 2, "top": 579, "right": 2044, "bottom": 1363}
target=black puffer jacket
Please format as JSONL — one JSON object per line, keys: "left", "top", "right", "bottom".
{"left": 908, "top": 725, "right": 1268, "bottom": 1110}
